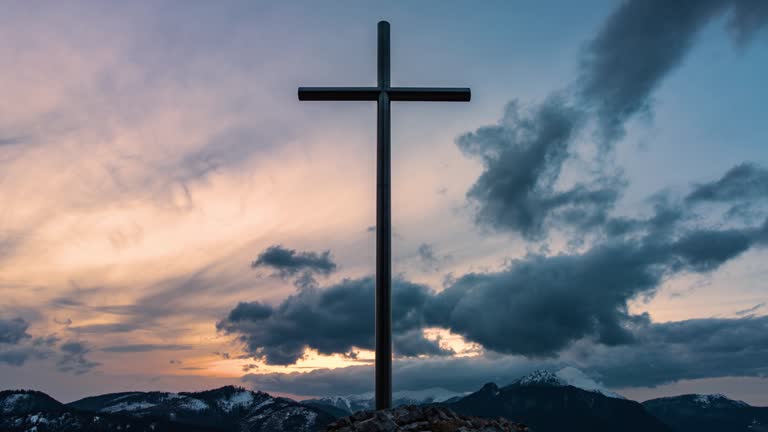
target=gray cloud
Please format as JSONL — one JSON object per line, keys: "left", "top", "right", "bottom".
{"left": 0, "top": 347, "right": 50, "bottom": 366}
{"left": 583, "top": 315, "right": 768, "bottom": 388}
{"left": 579, "top": 0, "right": 729, "bottom": 143}
{"left": 60, "top": 341, "right": 89, "bottom": 355}
{"left": 251, "top": 245, "right": 338, "bottom": 278}
{"left": 728, "top": 0, "right": 768, "bottom": 45}
{"left": 460, "top": 0, "right": 768, "bottom": 239}
{"left": 458, "top": 97, "right": 610, "bottom": 239}
{"left": 0, "top": 317, "right": 31, "bottom": 344}
{"left": 0, "top": 317, "right": 64, "bottom": 367}
{"left": 425, "top": 222, "right": 761, "bottom": 357}
{"left": 102, "top": 344, "right": 193, "bottom": 353}
{"left": 217, "top": 277, "right": 449, "bottom": 365}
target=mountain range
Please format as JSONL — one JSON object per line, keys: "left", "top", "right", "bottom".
{"left": 2, "top": 370, "right": 766, "bottom": 431}
{"left": 0, "top": 386, "right": 333, "bottom": 432}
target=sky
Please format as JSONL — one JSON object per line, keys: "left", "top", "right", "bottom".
{"left": 1, "top": 0, "right": 768, "bottom": 405}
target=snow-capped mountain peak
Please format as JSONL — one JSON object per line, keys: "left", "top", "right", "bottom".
{"left": 216, "top": 389, "right": 255, "bottom": 412}
{"left": 693, "top": 393, "right": 749, "bottom": 408}
{"left": 514, "top": 370, "right": 567, "bottom": 387}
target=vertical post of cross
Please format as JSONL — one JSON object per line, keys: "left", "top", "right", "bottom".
{"left": 375, "top": 20, "right": 392, "bottom": 411}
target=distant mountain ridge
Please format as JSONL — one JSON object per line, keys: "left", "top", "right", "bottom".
{"left": 301, "top": 387, "right": 464, "bottom": 416}
{"left": 0, "top": 386, "right": 333, "bottom": 432}
{"left": 3, "top": 372, "right": 767, "bottom": 432}
{"left": 643, "top": 393, "right": 768, "bottom": 432}
{"left": 446, "top": 370, "right": 673, "bottom": 432}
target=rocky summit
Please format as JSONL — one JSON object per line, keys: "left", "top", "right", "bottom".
{"left": 324, "top": 405, "right": 530, "bottom": 432}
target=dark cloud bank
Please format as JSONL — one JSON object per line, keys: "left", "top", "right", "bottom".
{"left": 0, "top": 316, "right": 99, "bottom": 374}
{"left": 222, "top": 201, "right": 767, "bottom": 387}
{"left": 218, "top": 277, "right": 451, "bottom": 365}
{"left": 241, "top": 311, "right": 768, "bottom": 394}
{"left": 220, "top": 0, "right": 768, "bottom": 395}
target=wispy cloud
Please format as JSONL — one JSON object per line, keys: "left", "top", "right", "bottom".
{"left": 102, "top": 344, "right": 193, "bottom": 353}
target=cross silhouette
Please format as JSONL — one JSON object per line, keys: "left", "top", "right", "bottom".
{"left": 298, "top": 21, "right": 470, "bottom": 410}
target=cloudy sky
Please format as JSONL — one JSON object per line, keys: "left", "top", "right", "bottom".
{"left": 1, "top": 0, "right": 768, "bottom": 404}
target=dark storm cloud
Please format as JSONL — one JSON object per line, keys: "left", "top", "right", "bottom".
{"left": 458, "top": 97, "right": 607, "bottom": 239}
{"left": 581, "top": 0, "right": 768, "bottom": 142}
{"left": 102, "top": 344, "right": 193, "bottom": 353}
{"left": 222, "top": 210, "right": 766, "bottom": 364}
{"left": 0, "top": 317, "right": 31, "bottom": 344}
{"left": 0, "top": 316, "right": 58, "bottom": 366}
{"left": 460, "top": 0, "right": 768, "bottom": 238}
{"left": 241, "top": 314, "right": 768, "bottom": 395}
{"left": 221, "top": 227, "right": 756, "bottom": 367}
{"left": 586, "top": 315, "right": 768, "bottom": 387}
{"left": 237, "top": 314, "right": 768, "bottom": 395}
{"left": 425, "top": 220, "right": 765, "bottom": 357}
{"left": 217, "top": 277, "right": 442, "bottom": 365}
{"left": 579, "top": 0, "right": 729, "bottom": 142}
{"left": 686, "top": 163, "right": 768, "bottom": 204}
{"left": 251, "top": 245, "right": 337, "bottom": 278}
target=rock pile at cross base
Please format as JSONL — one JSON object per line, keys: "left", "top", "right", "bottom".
{"left": 324, "top": 405, "right": 530, "bottom": 432}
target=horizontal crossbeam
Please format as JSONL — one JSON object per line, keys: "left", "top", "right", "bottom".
{"left": 298, "top": 87, "right": 379, "bottom": 101}
{"left": 388, "top": 87, "right": 470, "bottom": 102}
{"left": 297, "top": 87, "right": 471, "bottom": 102}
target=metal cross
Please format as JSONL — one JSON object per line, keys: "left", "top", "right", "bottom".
{"left": 298, "top": 21, "right": 470, "bottom": 410}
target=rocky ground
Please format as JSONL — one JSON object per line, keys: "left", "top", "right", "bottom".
{"left": 324, "top": 405, "right": 530, "bottom": 432}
